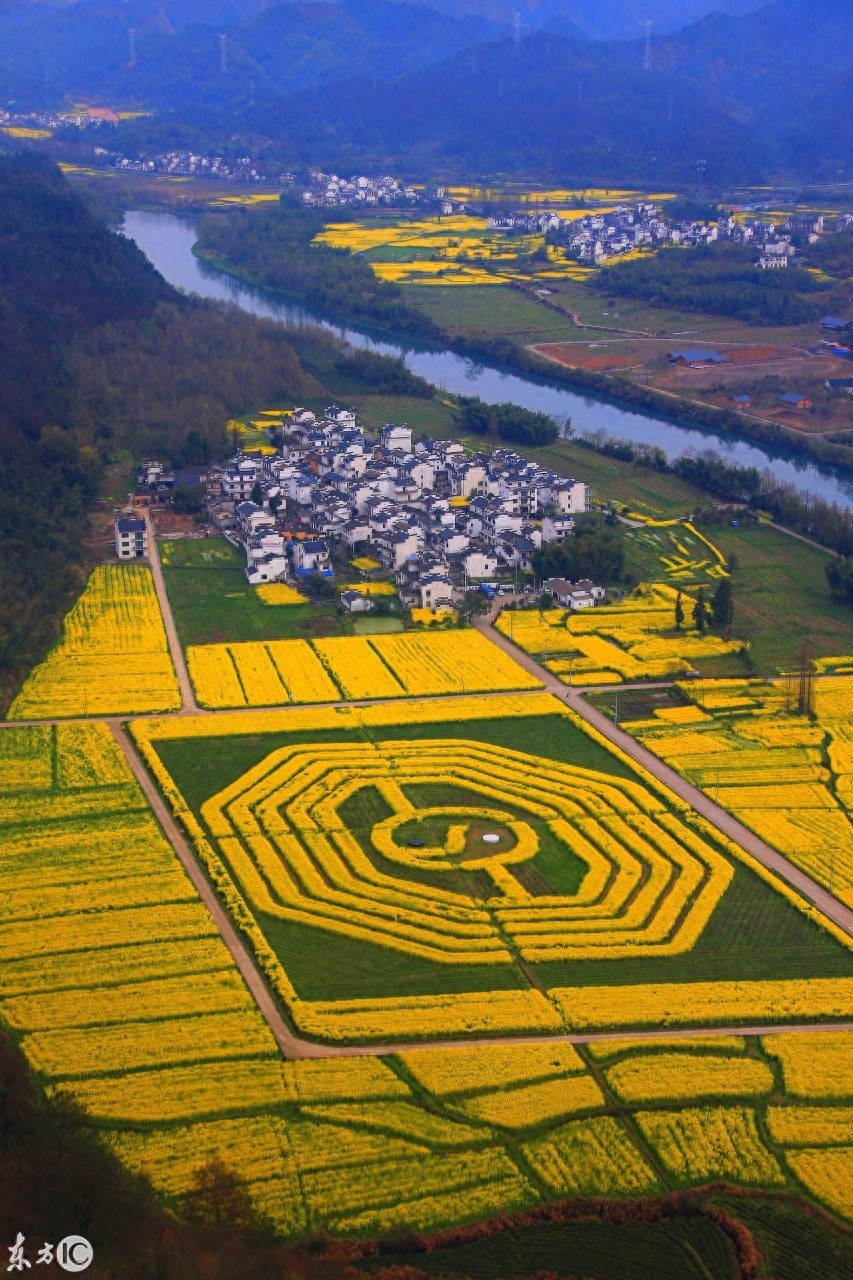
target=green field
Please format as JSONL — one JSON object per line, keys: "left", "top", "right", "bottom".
{"left": 153, "top": 711, "right": 850, "bottom": 1011}
{"left": 161, "top": 539, "right": 348, "bottom": 646}
{"left": 706, "top": 523, "right": 847, "bottom": 672}
{"left": 356, "top": 1190, "right": 853, "bottom": 1280}
{"left": 358, "top": 1211, "right": 741, "bottom": 1279}
{"left": 406, "top": 285, "right": 583, "bottom": 343}
{"left": 405, "top": 276, "right": 824, "bottom": 345}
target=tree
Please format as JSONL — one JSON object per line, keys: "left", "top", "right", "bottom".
{"left": 171, "top": 484, "right": 204, "bottom": 514}
{"left": 181, "top": 428, "right": 210, "bottom": 466}
{"left": 826, "top": 555, "right": 853, "bottom": 606}
{"left": 693, "top": 588, "right": 708, "bottom": 633}
{"left": 459, "top": 589, "right": 491, "bottom": 621}
{"left": 674, "top": 590, "right": 684, "bottom": 631}
{"left": 304, "top": 571, "right": 335, "bottom": 599}
{"left": 711, "top": 577, "right": 733, "bottom": 629}
{"left": 250, "top": 482, "right": 263, "bottom": 506}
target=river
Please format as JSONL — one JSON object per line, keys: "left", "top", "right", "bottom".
{"left": 122, "top": 209, "right": 852, "bottom": 506}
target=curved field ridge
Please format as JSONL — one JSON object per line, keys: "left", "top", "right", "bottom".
{"left": 200, "top": 738, "right": 733, "bottom": 966}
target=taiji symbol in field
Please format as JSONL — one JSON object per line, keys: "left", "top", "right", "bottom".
{"left": 202, "top": 739, "right": 732, "bottom": 965}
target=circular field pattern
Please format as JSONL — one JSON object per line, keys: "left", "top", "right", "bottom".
{"left": 201, "top": 740, "right": 733, "bottom": 964}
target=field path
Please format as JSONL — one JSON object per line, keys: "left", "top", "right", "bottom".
{"left": 108, "top": 721, "right": 323, "bottom": 1060}
{"left": 144, "top": 510, "right": 197, "bottom": 713}
{"left": 478, "top": 616, "right": 853, "bottom": 938}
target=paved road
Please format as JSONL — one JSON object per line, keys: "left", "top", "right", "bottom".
{"left": 479, "top": 617, "right": 853, "bottom": 938}
{"left": 143, "top": 510, "right": 197, "bottom": 713}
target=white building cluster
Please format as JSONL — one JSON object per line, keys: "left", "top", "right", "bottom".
{"left": 301, "top": 172, "right": 419, "bottom": 208}
{"left": 205, "top": 407, "right": 589, "bottom": 610}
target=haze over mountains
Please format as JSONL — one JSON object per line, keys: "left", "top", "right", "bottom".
{"left": 0, "top": 0, "right": 849, "bottom": 183}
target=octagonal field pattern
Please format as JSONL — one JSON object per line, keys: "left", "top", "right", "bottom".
{"left": 201, "top": 739, "right": 733, "bottom": 966}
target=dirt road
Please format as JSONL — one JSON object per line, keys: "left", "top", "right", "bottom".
{"left": 143, "top": 510, "right": 197, "bottom": 712}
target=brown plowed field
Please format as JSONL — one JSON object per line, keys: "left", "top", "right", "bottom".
{"left": 530, "top": 342, "right": 641, "bottom": 371}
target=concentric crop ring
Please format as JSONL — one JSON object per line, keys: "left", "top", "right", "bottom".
{"left": 200, "top": 740, "right": 733, "bottom": 964}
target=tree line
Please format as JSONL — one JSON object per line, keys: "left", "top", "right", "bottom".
{"left": 196, "top": 204, "right": 441, "bottom": 341}
{"left": 455, "top": 396, "right": 559, "bottom": 446}
{"left": 577, "top": 433, "right": 853, "bottom": 557}
{"left": 595, "top": 243, "right": 836, "bottom": 327}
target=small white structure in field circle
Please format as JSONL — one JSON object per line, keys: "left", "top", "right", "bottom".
{"left": 482, "top": 833, "right": 500, "bottom": 844}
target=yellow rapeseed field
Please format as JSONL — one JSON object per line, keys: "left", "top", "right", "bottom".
{"left": 629, "top": 674, "right": 853, "bottom": 903}
{"left": 497, "top": 582, "right": 744, "bottom": 684}
{"left": 523, "top": 1117, "right": 659, "bottom": 1197}
{"left": 763, "top": 1032, "right": 853, "bottom": 1098}
{"left": 187, "top": 639, "right": 341, "bottom": 707}
{"left": 787, "top": 1149, "right": 853, "bottom": 1221}
{"left": 256, "top": 583, "right": 309, "bottom": 605}
{"left": 187, "top": 630, "right": 538, "bottom": 705}
{"left": 636, "top": 1107, "right": 785, "bottom": 1186}
{"left": 9, "top": 564, "right": 180, "bottom": 718}
{"left": 605, "top": 1052, "right": 775, "bottom": 1104}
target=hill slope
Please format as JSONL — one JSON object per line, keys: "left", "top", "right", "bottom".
{"left": 0, "top": 0, "right": 506, "bottom": 106}
{"left": 0, "top": 153, "right": 312, "bottom": 703}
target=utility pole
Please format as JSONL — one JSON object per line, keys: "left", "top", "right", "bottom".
{"left": 796, "top": 641, "right": 814, "bottom": 716}
{"left": 128, "top": 27, "right": 137, "bottom": 67}
{"left": 513, "top": 12, "right": 521, "bottom": 52}
{"left": 642, "top": 20, "right": 652, "bottom": 73}
{"left": 219, "top": 33, "right": 228, "bottom": 74}
{"left": 696, "top": 158, "right": 707, "bottom": 201}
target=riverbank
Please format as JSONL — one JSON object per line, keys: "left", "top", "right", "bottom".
{"left": 194, "top": 236, "right": 853, "bottom": 481}
{"left": 123, "top": 210, "right": 853, "bottom": 508}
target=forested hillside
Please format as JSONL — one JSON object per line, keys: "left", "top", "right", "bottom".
{"left": 0, "top": 153, "right": 313, "bottom": 703}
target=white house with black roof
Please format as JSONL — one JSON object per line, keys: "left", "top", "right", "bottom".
{"left": 114, "top": 516, "right": 148, "bottom": 559}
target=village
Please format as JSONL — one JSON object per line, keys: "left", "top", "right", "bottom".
{"left": 120, "top": 407, "right": 598, "bottom": 614}
{"left": 496, "top": 202, "right": 853, "bottom": 269}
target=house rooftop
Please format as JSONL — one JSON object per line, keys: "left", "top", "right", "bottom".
{"left": 668, "top": 348, "right": 729, "bottom": 364}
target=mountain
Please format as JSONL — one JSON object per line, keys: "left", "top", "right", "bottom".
{"left": 643, "top": 0, "right": 852, "bottom": 114}
{"left": 385, "top": 0, "right": 767, "bottom": 39}
{"left": 266, "top": 28, "right": 765, "bottom": 183}
{"left": 0, "top": 0, "right": 507, "bottom": 106}
{"left": 265, "top": 0, "right": 851, "bottom": 182}
{"left": 2, "top": 0, "right": 850, "bottom": 181}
